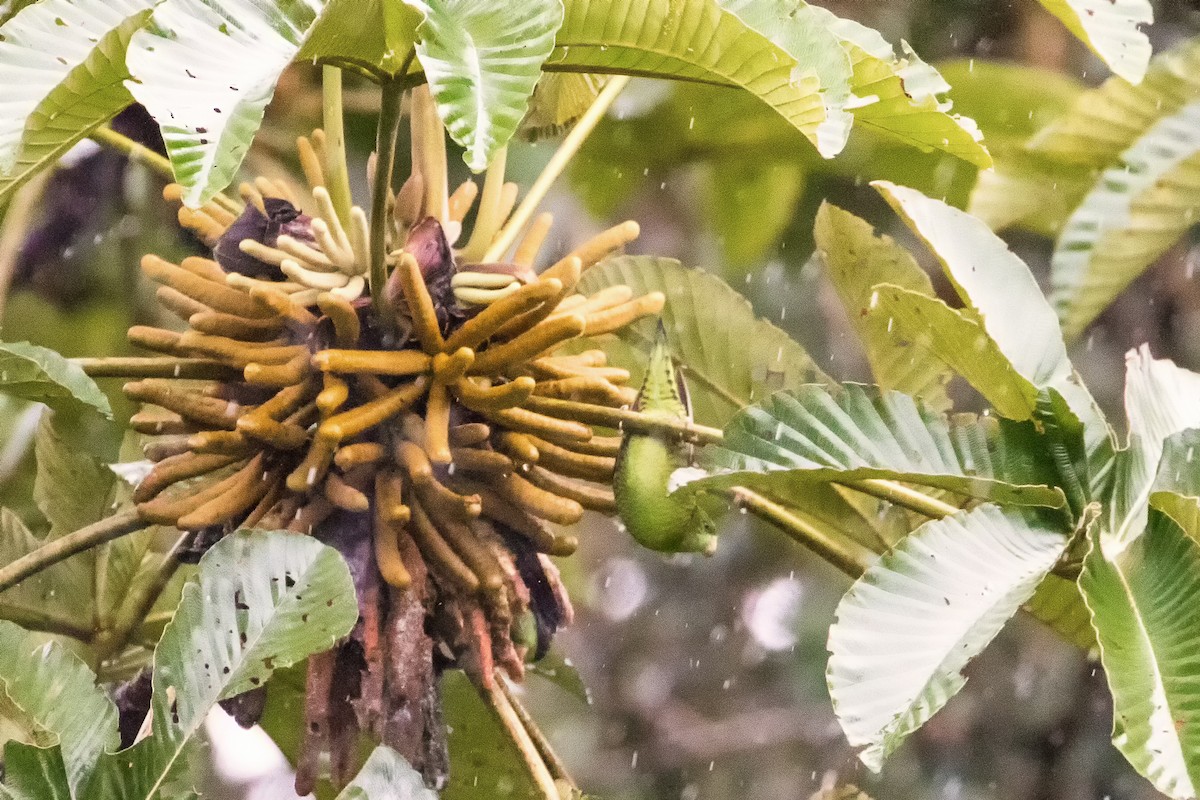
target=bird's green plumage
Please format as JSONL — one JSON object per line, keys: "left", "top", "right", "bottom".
{"left": 614, "top": 324, "right": 718, "bottom": 554}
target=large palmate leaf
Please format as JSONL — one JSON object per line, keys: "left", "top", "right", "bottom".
{"left": 0, "top": 741, "right": 73, "bottom": 800}
{"left": 813, "top": 203, "right": 951, "bottom": 410}
{"left": 717, "top": 0, "right": 854, "bottom": 156}
{"left": 1051, "top": 101, "right": 1200, "bottom": 341}
{"left": 827, "top": 505, "right": 1068, "bottom": 770}
{"left": 1033, "top": 0, "right": 1151, "bottom": 84}
{"left": 574, "top": 256, "right": 830, "bottom": 428}
{"left": 124, "top": 0, "right": 324, "bottom": 206}
{"left": 809, "top": 8, "right": 988, "bottom": 167}
{"left": 33, "top": 414, "right": 115, "bottom": 538}
{"left": 405, "top": 0, "right": 563, "bottom": 171}
{"left": 1080, "top": 511, "right": 1200, "bottom": 799}
{"left": 81, "top": 529, "right": 358, "bottom": 799}
{"left": 676, "top": 384, "right": 1065, "bottom": 509}
{"left": 333, "top": 745, "right": 436, "bottom": 800}
{"left": 1108, "top": 347, "right": 1200, "bottom": 548}
{"left": 0, "top": 0, "right": 158, "bottom": 204}
{"left": 872, "top": 182, "right": 1114, "bottom": 490}
{"left": 0, "top": 621, "right": 117, "bottom": 794}
{"left": 0, "top": 341, "right": 111, "bottom": 417}
{"left": 548, "top": 0, "right": 838, "bottom": 157}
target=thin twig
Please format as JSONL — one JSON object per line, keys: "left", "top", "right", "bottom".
{"left": 322, "top": 65, "right": 354, "bottom": 229}
{"left": 0, "top": 169, "right": 51, "bottom": 324}
{"left": 370, "top": 79, "right": 405, "bottom": 322}
{"left": 92, "top": 530, "right": 189, "bottom": 662}
{"left": 482, "top": 75, "right": 631, "bottom": 262}
{"left": 845, "top": 478, "right": 959, "bottom": 519}
{"left": 0, "top": 510, "right": 146, "bottom": 595}
{"left": 74, "top": 356, "right": 242, "bottom": 381}
{"left": 731, "top": 487, "right": 872, "bottom": 578}
{"left": 480, "top": 676, "right": 560, "bottom": 800}
{"left": 498, "top": 675, "right": 576, "bottom": 788}
{"left": 0, "top": 603, "right": 94, "bottom": 642}
{"left": 90, "top": 125, "right": 242, "bottom": 215}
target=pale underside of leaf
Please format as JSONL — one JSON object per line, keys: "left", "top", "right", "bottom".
{"left": 1108, "top": 347, "right": 1200, "bottom": 548}
{"left": 717, "top": 0, "right": 854, "bottom": 156}
{"left": 1051, "top": 101, "right": 1200, "bottom": 341}
{"left": 814, "top": 203, "right": 951, "bottom": 410}
{"left": 1030, "top": 38, "right": 1200, "bottom": 168}
{"left": 827, "top": 505, "right": 1067, "bottom": 770}
{"left": 679, "top": 384, "right": 1064, "bottom": 509}
{"left": 332, "top": 745, "right": 438, "bottom": 800}
{"left": 520, "top": 73, "right": 606, "bottom": 140}
{"left": 1033, "top": 0, "right": 1151, "bottom": 84}
{"left": 406, "top": 0, "right": 563, "bottom": 171}
{"left": 1081, "top": 514, "right": 1200, "bottom": 799}
{"left": 0, "top": 0, "right": 157, "bottom": 202}
{"left": 573, "top": 255, "right": 830, "bottom": 428}
{"left": 124, "top": 0, "right": 322, "bottom": 206}
{"left": 0, "top": 621, "right": 117, "bottom": 795}
{"left": 82, "top": 530, "right": 357, "bottom": 799}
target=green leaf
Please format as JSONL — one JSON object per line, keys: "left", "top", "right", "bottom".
{"left": 1032, "top": 0, "right": 1151, "bottom": 84}
{"left": 549, "top": 0, "right": 836, "bottom": 157}
{"left": 717, "top": 0, "right": 854, "bottom": 155}
{"left": 868, "top": 284, "right": 1039, "bottom": 420}
{"left": 442, "top": 669, "right": 541, "bottom": 800}
{"left": 1148, "top": 429, "right": 1200, "bottom": 540}
{"left": 520, "top": 73, "right": 606, "bottom": 140}
{"left": 678, "top": 384, "right": 1065, "bottom": 509}
{"left": 1024, "top": 574, "right": 1096, "bottom": 651}
{"left": 0, "top": 341, "right": 111, "bottom": 418}
{"left": 827, "top": 505, "right": 1068, "bottom": 770}
{"left": 527, "top": 650, "right": 590, "bottom": 705}
{"left": 82, "top": 529, "right": 359, "bottom": 799}
{"left": 706, "top": 157, "right": 805, "bottom": 269}
{"left": 0, "top": 742, "right": 73, "bottom": 800}
{"left": 813, "top": 203, "right": 951, "bottom": 410}
{"left": 0, "top": 620, "right": 117, "bottom": 794}
{"left": 124, "top": 0, "right": 324, "bottom": 206}
{"left": 1031, "top": 38, "right": 1200, "bottom": 168}
{"left": 0, "top": 509, "right": 94, "bottom": 638}
{"left": 1080, "top": 511, "right": 1200, "bottom": 799}
{"left": 333, "top": 745, "right": 437, "bottom": 800}
{"left": 1051, "top": 101, "right": 1200, "bottom": 340}
{"left": 405, "top": 0, "right": 563, "bottom": 171}
{"left": 812, "top": 11, "right": 989, "bottom": 167}
{"left": 574, "top": 255, "right": 830, "bottom": 428}
{"left": 0, "top": 0, "right": 158, "bottom": 204}
{"left": 872, "top": 181, "right": 1113, "bottom": 490}
{"left": 298, "top": 0, "right": 420, "bottom": 79}
{"left": 33, "top": 413, "right": 115, "bottom": 537}
{"left": 1109, "top": 347, "right": 1200, "bottom": 548}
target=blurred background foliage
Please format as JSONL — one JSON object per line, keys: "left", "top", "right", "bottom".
{"left": 3, "top": 0, "right": 1200, "bottom": 798}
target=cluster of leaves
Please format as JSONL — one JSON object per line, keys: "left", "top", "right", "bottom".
{"left": 571, "top": 181, "right": 1200, "bottom": 796}
{"left": 0, "top": 0, "right": 1152, "bottom": 214}
{"left": 971, "top": 36, "right": 1200, "bottom": 341}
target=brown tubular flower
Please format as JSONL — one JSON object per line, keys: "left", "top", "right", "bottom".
{"left": 124, "top": 115, "right": 660, "bottom": 788}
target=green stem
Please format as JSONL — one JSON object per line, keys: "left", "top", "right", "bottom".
{"left": 498, "top": 676, "right": 575, "bottom": 788}
{"left": 370, "top": 80, "right": 405, "bottom": 325}
{"left": 93, "top": 531, "right": 189, "bottom": 663}
{"left": 730, "top": 487, "right": 872, "bottom": 578}
{"left": 0, "top": 510, "right": 145, "bottom": 595}
{"left": 73, "top": 357, "right": 242, "bottom": 381}
{"left": 480, "top": 676, "right": 559, "bottom": 800}
{"left": 0, "top": 603, "right": 94, "bottom": 642}
{"left": 322, "top": 65, "right": 354, "bottom": 229}
{"left": 846, "top": 478, "right": 959, "bottom": 519}
{"left": 523, "top": 396, "right": 725, "bottom": 445}
{"left": 482, "top": 75, "right": 630, "bottom": 262}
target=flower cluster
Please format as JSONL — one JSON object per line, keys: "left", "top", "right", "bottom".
{"left": 122, "top": 125, "right": 662, "bottom": 787}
